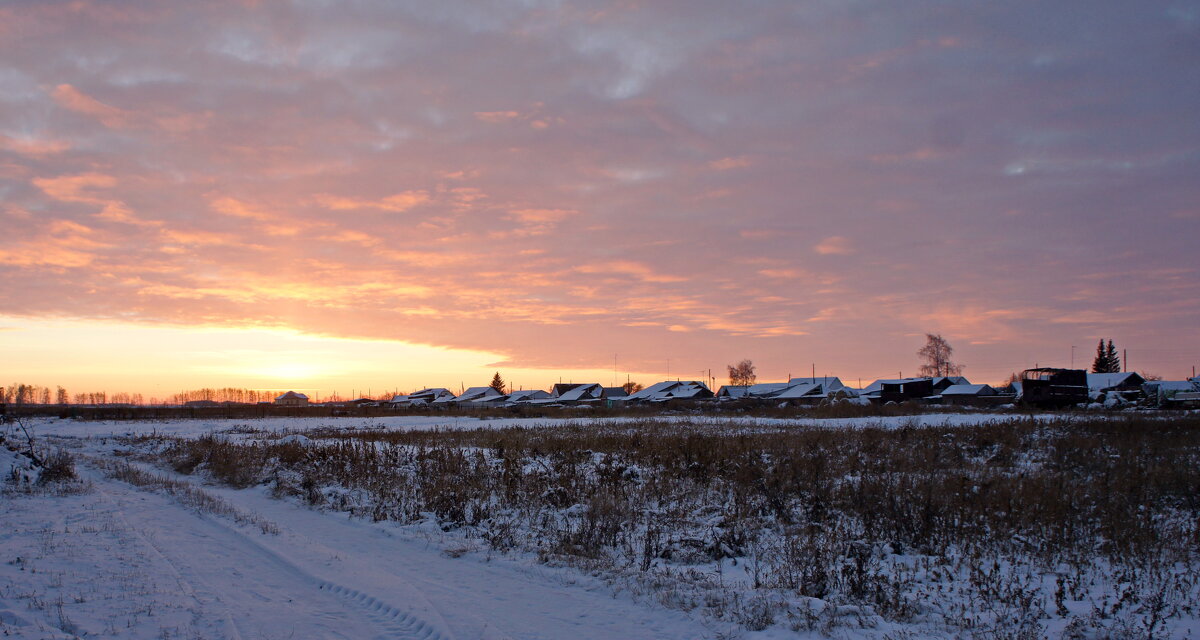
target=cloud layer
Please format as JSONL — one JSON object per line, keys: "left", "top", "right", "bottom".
{"left": 2, "top": 0, "right": 1198, "bottom": 384}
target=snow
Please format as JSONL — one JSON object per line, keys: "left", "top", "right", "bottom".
{"left": 1086, "top": 372, "right": 1143, "bottom": 391}
{"left": 15, "top": 411, "right": 1076, "bottom": 440}
{"left": 623, "top": 380, "right": 712, "bottom": 401}
{"left": 552, "top": 383, "right": 603, "bottom": 402}
{"left": 861, "top": 378, "right": 926, "bottom": 394}
{"left": 5, "top": 412, "right": 1197, "bottom": 639}
{"left": 786, "top": 377, "right": 846, "bottom": 390}
{"left": 0, "top": 441, "right": 712, "bottom": 639}
{"left": 939, "top": 383, "right": 996, "bottom": 396}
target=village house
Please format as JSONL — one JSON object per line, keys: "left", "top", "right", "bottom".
{"left": 937, "top": 383, "right": 998, "bottom": 406}
{"left": 274, "top": 391, "right": 309, "bottom": 407}
{"left": 389, "top": 388, "right": 456, "bottom": 406}
{"left": 624, "top": 381, "right": 714, "bottom": 402}
{"left": 447, "top": 386, "right": 503, "bottom": 405}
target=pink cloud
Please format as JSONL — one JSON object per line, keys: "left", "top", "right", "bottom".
{"left": 313, "top": 191, "right": 431, "bottom": 212}
{"left": 708, "top": 156, "right": 751, "bottom": 170}
{"left": 0, "top": 1, "right": 1195, "bottom": 390}
{"left": 814, "top": 236, "right": 854, "bottom": 255}
{"left": 51, "top": 84, "right": 132, "bottom": 128}
{"left": 0, "top": 134, "right": 70, "bottom": 156}
{"left": 474, "top": 111, "right": 521, "bottom": 123}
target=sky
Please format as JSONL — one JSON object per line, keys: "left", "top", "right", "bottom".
{"left": 2, "top": 0, "right": 1198, "bottom": 398}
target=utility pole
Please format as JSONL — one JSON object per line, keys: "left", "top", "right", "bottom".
{"left": 1123, "top": 349, "right": 1127, "bottom": 372}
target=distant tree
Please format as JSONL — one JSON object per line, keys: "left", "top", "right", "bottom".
{"left": 1140, "top": 371, "right": 1163, "bottom": 381}
{"left": 1092, "top": 339, "right": 1121, "bottom": 373}
{"left": 56, "top": 386, "right": 68, "bottom": 405}
{"left": 917, "top": 334, "right": 963, "bottom": 377}
{"left": 489, "top": 371, "right": 506, "bottom": 393}
{"left": 622, "top": 381, "right": 643, "bottom": 394}
{"left": 1092, "top": 339, "right": 1110, "bottom": 372}
{"left": 727, "top": 359, "right": 757, "bottom": 386}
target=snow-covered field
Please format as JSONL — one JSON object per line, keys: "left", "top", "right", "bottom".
{"left": 25, "top": 411, "right": 1067, "bottom": 439}
{"left": 4, "top": 413, "right": 1199, "bottom": 639}
{"left": 2, "top": 432, "right": 717, "bottom": 639}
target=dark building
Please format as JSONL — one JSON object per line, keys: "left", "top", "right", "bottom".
{"left": 879, "top": 378, "right": 934, "bottom": 403}
{"left": 1020, "top": 368, "right": 1088, "bottom": 408}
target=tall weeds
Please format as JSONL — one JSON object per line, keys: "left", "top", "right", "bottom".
{"left": 137, "top": 414, "right": 1200, "bottom": 635}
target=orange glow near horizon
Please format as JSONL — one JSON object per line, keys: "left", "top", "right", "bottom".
{"left": 0, "top": 316, "right": 657, "bottom": 400}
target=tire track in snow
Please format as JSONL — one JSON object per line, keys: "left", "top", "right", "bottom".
{"left": 83, "top": 466, "right": 247, "bottom": 640}
{"left": 85, "top": 456, "right": 452, "bottom": 640}
{"left": 185, "top": 502, "right": 454, "bottom": 640}
{"left": 317, "top": 581, "right": 450, "bottom": 640}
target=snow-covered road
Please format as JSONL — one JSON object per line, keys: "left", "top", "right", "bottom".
{"left": 1, "top": 441, "right": 717, "bottom": 639}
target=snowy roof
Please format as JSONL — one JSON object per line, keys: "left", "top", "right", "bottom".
{"left": 555, "top": 383, "right": 603, "bottom": 402}
{"left": 716, "top": 385, "right": 750, "bottom": 398}
{"left": 940, "top": 384, "right": 996, "bottom": 396}
{"left": 787, "top": 377, "right": 846, "bottom": 390}
{"left": 391, "top": 388, "right": 454, "bottom": 404}
{"left": 505, "top": 389, "right": 552, "bottom": 402}
{"left": 1087, "top": 372, "right": 1144, "bottom": 392}
{"left": 624, "top": 380, "right": 713, "bottom": 402}
{"left": 933, "top": 376, "right": 970, "bottom": 387}
{"left": 862, "top": 378, "right": 928, "bottom": 394}
{"left": 747, "top": 382, "right": 790, "bottom": 396}
{"left": 275, "top": 391, "right": 308, "bottom": 401}
{"left": 1142, "top": 381, "right": 1198, "bottom": 397}
{"left": 550, "top": 383, "right": 587, "bottom": 397}
{"left": 772, "top": 383, "right": 824, "bottom": 399}
{"left": 454, "top": 386, "right": 504, "bottom": 402}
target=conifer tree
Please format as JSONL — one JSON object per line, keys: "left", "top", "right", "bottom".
{"left": 1091, "top": 339, "right": 1121, "bottom": 373}
{"left": 1091, "top": 339, "right": 1107, "bottom": 373}
{"left": 489, "top": 371, "right": 506, "bottom": 393}
{"left": 1105, "top": 339, "right": 1120, "bottom": 372}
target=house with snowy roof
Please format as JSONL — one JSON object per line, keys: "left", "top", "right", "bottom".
{"left": 624, "top": 380, "right": 713, "bottom": 402}
{"left": 1142, "top": 379, "right": 1200, "bottom": 407}
{"left": 716, "top": 385, "right": 751, "bottom": 399}
{"left": 1086, "top": 372, "right": 1146, "bottom": 403}
{"left": 772, "top": 382, "right": 843, "bottom": 404}
{"left": 931, "top": 376, "right": 971, "bottom": 393}
{"left": 716, "top": 382, "right": 786, "bottom": 399}
{"left": 1086, "top": 372, "right": 1145, "bottom": 394}
{"left": 862, "top": 378, "right": 934, "bottom": 403}
{"left": 937, "top": 384, "right": 997, "bottom": 406}
{"left": 787, "top": 377, "right": 849, "bottom": 392}
{"left": 501, "top": 389, "right": 553, "bottom": 404}
{"left": 781, "top": 377, "right": 859, "bottom": 402}
{"left": 554, "top": 383, "right": 605, "bottom": 403}
{"left": 389, "top": 388, "right": 456, "bottom": 406}
{"left": 274, "top": 391, "right": 309, "bottom": 407}
{"left": 449, "top": 386, "right": 504, "bottom": 404}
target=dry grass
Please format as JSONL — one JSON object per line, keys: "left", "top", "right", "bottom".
{"left": 129, "top": 414, "right": 1200, "bottom": 636}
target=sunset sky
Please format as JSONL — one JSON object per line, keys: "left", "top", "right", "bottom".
{"left": 2, "top": 0, "right": 1198, "bottom": 398}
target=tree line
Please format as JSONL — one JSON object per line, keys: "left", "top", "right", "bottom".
{"left": 0, "top": 383, "right": 283, "bottom": 406}
{"left": 0, "top": 383, "right": 144, "bottom": 406}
